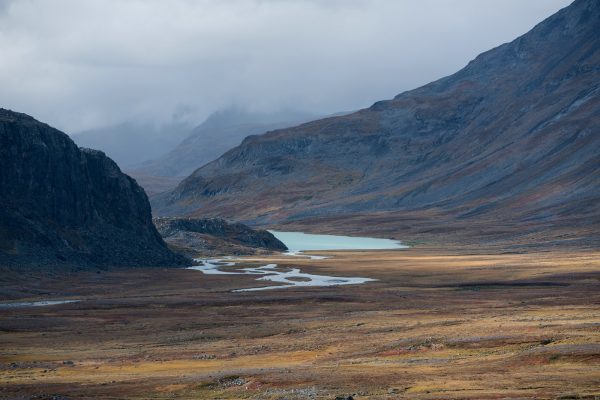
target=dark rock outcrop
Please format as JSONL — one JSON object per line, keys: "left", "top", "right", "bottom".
{"left": 154, "top": 0, "right": 600, "bottom": 248}
{"left": 154, "top": 217, "right": 287, "bottom": 257}
{"left": 0, "top": 109, "right": 188, "bottom": 268}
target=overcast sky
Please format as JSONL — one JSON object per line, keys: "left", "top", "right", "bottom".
{"left": 0, "top": 0, "right": 572, "bottom": 133}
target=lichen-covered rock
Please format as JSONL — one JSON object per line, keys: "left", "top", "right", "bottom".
{"left": 0, "top": 109, "right": 188, "bottom": 268}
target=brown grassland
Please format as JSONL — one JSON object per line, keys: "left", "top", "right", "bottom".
{"left": 1, "top": 249, "right": 599, "bottom": 399}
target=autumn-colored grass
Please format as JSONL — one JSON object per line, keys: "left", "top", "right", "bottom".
{"left": 1, "top": 249, "right": 599, "bottom": 399}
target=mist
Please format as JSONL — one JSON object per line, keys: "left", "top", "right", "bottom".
{"left": 0, "top": 0, "right": 572, "bottom": 133}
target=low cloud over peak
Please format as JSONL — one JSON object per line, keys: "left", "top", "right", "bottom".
{"left": 0, "top": 0, "right": 572, "bottom": 133}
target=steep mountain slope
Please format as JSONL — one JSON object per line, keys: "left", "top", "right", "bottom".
{"left": 73, "top": 121, "right": 191, "bottom": 169}
{"left": 0, "top": 109, "right": 187, "bottom": 268}
{"left": 154, "top": 0, "right": 599, "bottom": 247}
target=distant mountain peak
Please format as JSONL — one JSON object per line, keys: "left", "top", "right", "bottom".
{"left": 129, "top": 108, "right": 319, "bottom": 183}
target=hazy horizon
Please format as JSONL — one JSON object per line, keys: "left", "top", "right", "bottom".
{"left": 0, "top": 0, "right": 572, "bottom": 134}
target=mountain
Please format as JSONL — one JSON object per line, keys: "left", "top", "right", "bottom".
{"left": 154, "top": 0, "right": 600, "bottom": 248}
{"left": 127, "top": 108, "right": 318, "bottom": 193}
{"left": 0, "top": 109, "right": 187, "bottom": 268}
{"left": 72, "top": 121, "right": 191, "bottom": 169}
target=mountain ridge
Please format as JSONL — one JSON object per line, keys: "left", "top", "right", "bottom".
{"left": 153, "top": 0, "right": 599, "bottom": 248}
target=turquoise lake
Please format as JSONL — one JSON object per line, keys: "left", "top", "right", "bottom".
{"left": 269, "top": 231, "right": 407, "bottom": 251}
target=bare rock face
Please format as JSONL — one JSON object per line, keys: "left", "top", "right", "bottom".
{"left": 0, "top": 109, "right": 188, "bottom": 268}
{"left": 154, "top": 217, "right": 287, "bottom": 257}
{"left": 154, "top": 0, "right": 600, "bottom": 247}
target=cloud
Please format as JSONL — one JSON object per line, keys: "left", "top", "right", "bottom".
{"left": 0, "top": 0, "right": 572, "bottom": 132}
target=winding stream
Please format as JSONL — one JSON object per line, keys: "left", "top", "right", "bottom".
{"left": 0, "top": 300, "right": 79, "bottom": 309}
{"left": 188, "top": 231, "right": 406, "bottom": 292}
{"left": 189, "top": 259, "right": 376, "bottom": 292}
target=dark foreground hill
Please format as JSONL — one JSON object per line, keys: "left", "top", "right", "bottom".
{"left": 0, "top": 109, "right": 187, "bottom": 268}
{"left": 155, "top": 0, "right": 600, "bottom": 248}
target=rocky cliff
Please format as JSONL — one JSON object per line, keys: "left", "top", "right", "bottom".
{"left": 154, "top": 217, "right": 287, "bottom": 257}
{"left": 0, "top": 109, "right": 188, "bottom": 268}
{"left": 154, "top": 0, "right": 600, "bottom": 248}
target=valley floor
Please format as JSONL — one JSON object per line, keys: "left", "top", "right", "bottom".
{"left": 1, "top": 249, "right": 599, "bottom": 399}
